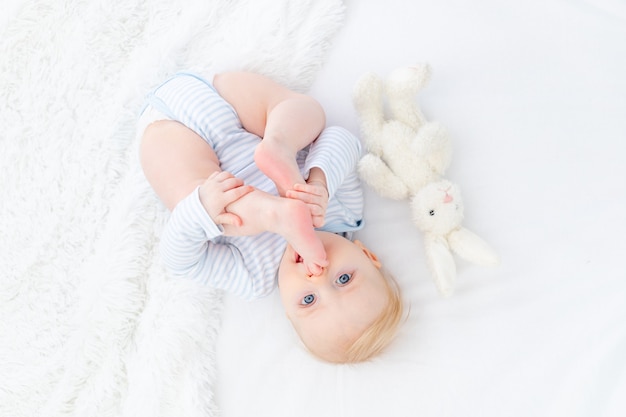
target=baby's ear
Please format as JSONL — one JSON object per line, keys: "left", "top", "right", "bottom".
{"left": 354, "top": 240, "right": 382, "bottom": 269}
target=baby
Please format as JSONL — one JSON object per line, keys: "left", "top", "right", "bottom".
{"left": 139, "top": 71, "right": 403, "bottom": 363}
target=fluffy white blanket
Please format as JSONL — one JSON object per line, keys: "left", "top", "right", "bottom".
{"left": 0, "top": 0, "right": 345, "bottom": 415}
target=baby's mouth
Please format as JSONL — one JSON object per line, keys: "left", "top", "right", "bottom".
{"left": 295, "top": 253, "right": 303, "bottom": 264}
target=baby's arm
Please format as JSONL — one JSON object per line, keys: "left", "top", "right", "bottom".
{"left": 160, "top": 187, "right": 246, "bottom": 285}
{"left": 288, "top": 126, "right": 362, "bottom": 227}
{"left": 162, "top": 182, "right": 298, "bottom": 298}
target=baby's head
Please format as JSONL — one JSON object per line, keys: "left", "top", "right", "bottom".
{"left": 278, "top": 232, "right": 403, "bottom": 363}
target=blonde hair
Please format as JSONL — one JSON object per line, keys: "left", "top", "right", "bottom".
{"left": 342, "top": 267, "right": 403, "bottom": 363}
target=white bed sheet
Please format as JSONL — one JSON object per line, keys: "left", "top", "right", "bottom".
{"left": 215, "top": 1, "right": 626, "bottom": 416}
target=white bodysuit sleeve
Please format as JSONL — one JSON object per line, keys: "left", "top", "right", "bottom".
{"left": 159, "top": 186, "right": 251, "bottom": 293}
{"left": 304, "top": 126, "right": 362, "bottom": 199}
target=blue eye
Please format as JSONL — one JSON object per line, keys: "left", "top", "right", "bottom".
{"left": 336, "top": 273, "right": 352, "bottom": 285}
{"left": 301, "top": 294, "right": 316, "bottom": 306}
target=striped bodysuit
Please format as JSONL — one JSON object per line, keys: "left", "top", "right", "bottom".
{"left": 143, "top": 72, "right": 363, "bottom": 300}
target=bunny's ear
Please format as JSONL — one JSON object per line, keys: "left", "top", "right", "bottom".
{"left": 424, "top": 235, "right": 457, "bottom": 297}
{"left": 448, "top": 227, "right": 499, "bottom": 266}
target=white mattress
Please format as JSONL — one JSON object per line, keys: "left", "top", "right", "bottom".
{"left": 215, "top": 1, "right": 626, "bottom": 416}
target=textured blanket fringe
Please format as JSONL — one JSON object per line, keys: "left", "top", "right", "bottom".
{"left": 0, "top": 0, "right": 345, "bottom": 416}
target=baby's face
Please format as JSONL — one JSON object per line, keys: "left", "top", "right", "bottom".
{"left": 278, "top": 232, "right": 388, "bottom": 361}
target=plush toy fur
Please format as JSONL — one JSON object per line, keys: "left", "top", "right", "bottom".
{"left": 353, "top": 64, "right": 498, "bottom": 297}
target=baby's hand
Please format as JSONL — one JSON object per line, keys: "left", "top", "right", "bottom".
{"left": 286, "top": 180, "right": 328, "bottom": 228}
{"left": 199, "top": 171, "right": 253, "bottom": 227}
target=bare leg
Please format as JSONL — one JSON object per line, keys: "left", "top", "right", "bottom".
{"left": 140, "top": 120, "right": 327, "bottom": 269}
{"left": 213, "top": 72, "right": 326, "bottom": 196}
{"left": 140, "top": 120, "right": 220, "bottom": 211}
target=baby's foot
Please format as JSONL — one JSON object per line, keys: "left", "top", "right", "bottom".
{"left": 255, "top": 139, "right": 305, "bottom": 196}
{"left": 276, "top": 198, "right": 327, "bottom": 273}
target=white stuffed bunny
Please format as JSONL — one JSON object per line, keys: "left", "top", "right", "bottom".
{"left": 353, "top": 64, "right": 498, "bottom": 297}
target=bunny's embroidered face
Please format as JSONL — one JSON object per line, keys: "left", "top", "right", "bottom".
{"left": 411, "top": 180, "right": 464, "bottom": 235}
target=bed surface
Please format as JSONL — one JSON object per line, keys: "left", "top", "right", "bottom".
{"left": 216, "top": 1, "right": 626, "bottom": 416}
